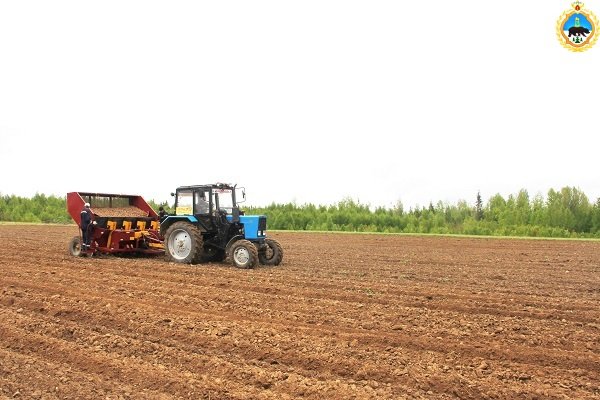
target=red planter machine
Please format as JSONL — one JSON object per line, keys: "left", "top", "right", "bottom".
{"left": 66, "top": 192, "right": 164, "bottom": 256}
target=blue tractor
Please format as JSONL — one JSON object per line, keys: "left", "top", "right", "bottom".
{"left": 160, "top": 183, "right": 283, "bottom": 268}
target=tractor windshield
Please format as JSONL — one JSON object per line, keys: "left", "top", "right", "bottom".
{"left": 213, "top": 188, "right": 234, "bottom": 213}
{"left": 175, "top": 191, "right": 193, "bottom": 215}
{"left": 195, "top": 189, "right": 210, "bottom": 214}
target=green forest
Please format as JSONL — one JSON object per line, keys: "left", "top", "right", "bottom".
{"left": 2, "top": 187, "right": 600, "bottom": 238}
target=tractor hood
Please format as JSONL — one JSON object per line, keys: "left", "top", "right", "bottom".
{"left": 227, "top": 214, "right": 267, "bottom": 240}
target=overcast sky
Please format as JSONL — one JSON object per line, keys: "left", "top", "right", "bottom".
{"left": 1, "top": 1, "right": 599, "bottom": 209}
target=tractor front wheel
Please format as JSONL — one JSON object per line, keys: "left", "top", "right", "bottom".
{"left": 230, "top": 239, "right": 259, "bottom": 269}
{"left": 258, "top": 238, "right": 283, "bottom": 266}
{"left": 164, "top": 222, "right": 204, "bottom": 264}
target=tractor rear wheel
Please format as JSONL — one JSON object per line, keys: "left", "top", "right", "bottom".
{"left": 230, "top": 239, "right": 259, "bottom": 269}
{"left": 164, "top": 222, "right": 204, "bottom": 264}
{"left": 258, "top": 238, "right": 283, "bottom": 266}
{"left": 68, "top": 236, "right": 83, "bottom": 257}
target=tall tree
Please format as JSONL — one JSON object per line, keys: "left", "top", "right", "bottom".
{"left": 475, "top": 191, "right": 484, "bottom": 221}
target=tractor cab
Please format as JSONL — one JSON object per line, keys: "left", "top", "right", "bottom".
{"left": 161, "top": 183, "right": 282, "bottom": 268}
{"left": 173, "top": 183, "right": 242, "bottom": 219}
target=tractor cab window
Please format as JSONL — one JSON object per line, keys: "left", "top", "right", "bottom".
{"left": 175, "top": 191, "right": 193, "bottom": 215}
{"left": 213, "top": 188, "right": 234, "bottom": 214}
{"left": 195, "top": 190, "right": 210, "bottom": 214}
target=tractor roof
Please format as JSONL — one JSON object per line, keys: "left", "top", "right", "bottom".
{"left": 176, "top": 183, "right": 235, "bottom": 191}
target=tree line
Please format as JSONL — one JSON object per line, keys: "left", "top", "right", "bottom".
{"left": 0, "top": 194, "right": 166, "bottom": 225}
{"left": 1, "top": 187, "right": 600, "bottom": 238}
{"left": 247, "top": 187, "right": 600, "bottom": 238}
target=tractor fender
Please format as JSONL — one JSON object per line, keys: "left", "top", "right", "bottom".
{"left": 225, "top": 235, "right": 245, "bottom": 255}
{"left": 162, "top": 215, "right": 198, "bottom": 224}
{"left": 160, "top": 215, "right": 204, "bottom": 237}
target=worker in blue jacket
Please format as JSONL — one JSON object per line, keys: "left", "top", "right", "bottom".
{"left": 80, "top": 203, "right": 94, "bottom": 250}
{"left": 158, "top": 206, "right": 168, "bottom": 222}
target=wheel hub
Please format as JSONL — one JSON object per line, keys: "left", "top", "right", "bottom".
{"left": 169, "top": 229, "right": 191, "bottom": 260}
{"left": 233, "top": 247, "right": 250, "bottom": 265}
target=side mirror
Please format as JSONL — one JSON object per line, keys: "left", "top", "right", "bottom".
{"left": 236, "top": 187, "right": 246, "bottom": 203}
{"left": 170, "top": 192, "right": 175, "bottom": 197}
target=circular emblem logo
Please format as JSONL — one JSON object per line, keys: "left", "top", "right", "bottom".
{"left": 557, "top": 1, "right": 599, "bottom": 52}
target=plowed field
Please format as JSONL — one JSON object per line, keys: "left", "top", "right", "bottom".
{"left": 1, "top": 225, "right": 599, "bottom": 399}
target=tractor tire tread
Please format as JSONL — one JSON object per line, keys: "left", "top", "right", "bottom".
{"left": 258, "top": 238, "right": 284, "bottom": 266}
